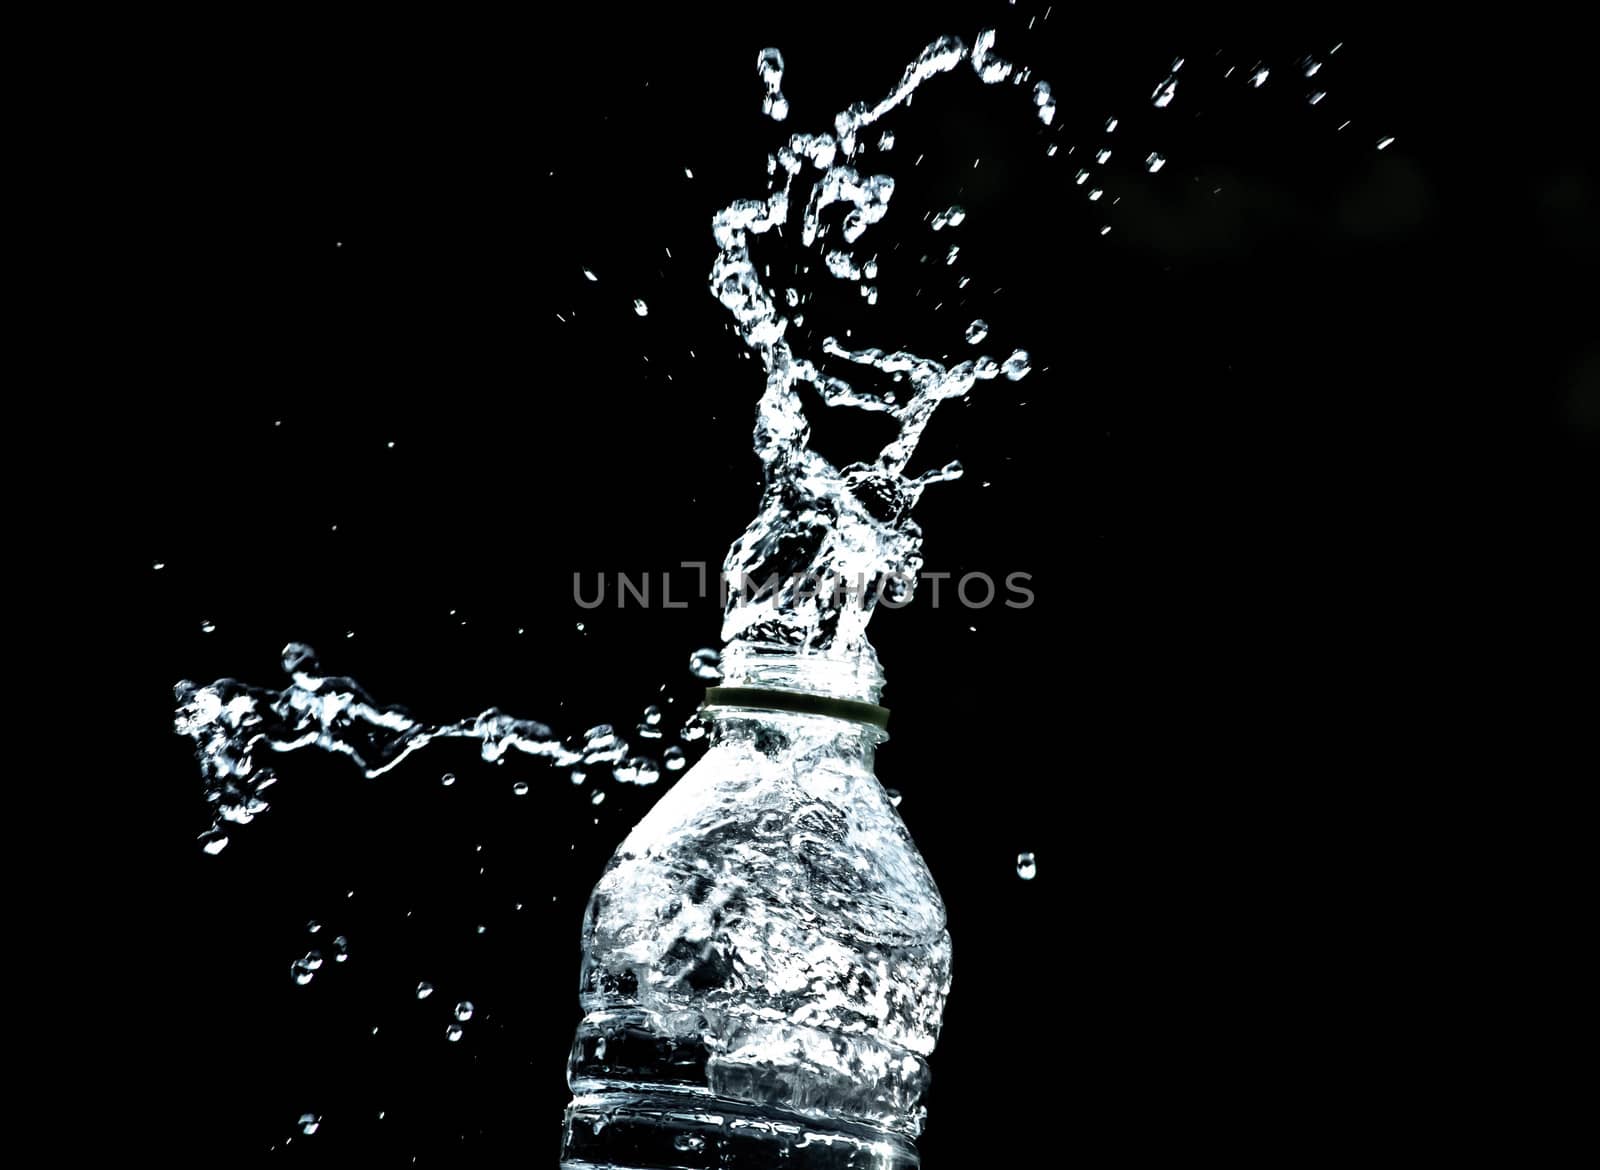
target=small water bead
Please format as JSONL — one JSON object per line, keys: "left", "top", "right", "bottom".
{"left": 678, "top": 714, "right": 709, "bottom": 742}
{"left": 1095, "top": 148, "right": 1111, "bottom": 165}
{"left": 298, "top": 1113, "right": 321, "bottom": 1136}
{"left": 1146, "top": 152, "right": 1166, "bottom": 174}
{"left": 591, "top": 790, "right": 607, "bottom": 806}
{"left": 440, "top": 772, "right": 456, "bottom": 787}
{"left": 965, "top": 319, "right": 989, "bottom": 344}
{"left": 614, "top": 756, "right": 660, "bottom": 785}
{"left": 290, "top": 952, "right": 323, "bottom": 985}
{"left": 446, "top": 1024, "right": 464, "bottom": 1042}
{"left": 199, "top": 830, "right": 229, "bottom": 855}
{"left": 152, "top": 560, "right": 166, "bottom": 570}
{"left": 416, "top": 982, "right": 434, "bottom": 1000}
{"left": 887, "top": 787, "right": 903, "bottom": 808}
{"left": 333, "top": 936, "right": 349, "bottom": 962}
{"left": 582, "top": 267, "right": 598, "bottom": 282}
{"left": 307, "top": 920, "right": 322, "bottom": 934}
{"left": 1376, "top": 136, "right": 1395, "bottom": 151}
{"left": 663, "top": 746, "right": 687, "bottom": 772}
{"left": 1088, "top": 188, "right": 1103, "bottom": 202}
{"left": 877, "top": 130, "right": 895, "bottom": 150}
{"left": 1017, "top": 852, "right": 1038, "bottom": 880}
{"left": 944, "top": 247, "right": 960, "bottom": 266}
{"left": 1075, "top": 169, "right": 1089, "bottom": 185}
{"left": 1152, "top": 75, "right": 1178, "bottom": 107}
{"left": 454, "top": 1001, "right": 474, "bottom": 1022}
{"left": 864, "top": 286, "right": 879, "bottom": 305}
{"left": 633, "top": 299, "right": 649, "bottom": 317}
{"left": 688, "top": 647, "right": 722, "bottom": 682}
{"left": 863, "top": 259, "right": 879, "bottom": 279}
{"left": 1304, "top": 58, "right": 1322, "bottom": 78}
{"left": 930, "top": 205, "right": 966, "bottom": 231}
{"left": 281, "top": 642, "right": 319, "bottom": 674}
{"left": 1002, "top": 350, "right": 1032, "bottom": 380}
{"left": 512, "top": 780, "right": 529, "bottom": 796}
{"left": 1249, "top": 66, "right": 1270, "bottom": 88}
{"left": 569, "top": 769, "right": 587, "bottom": 785}
{"left": 758, "top": 47, "right": 787, "bottom": 121}
{"left": 1105, "top": 116, "right": 1118, "bottom": 132}
{"left": 200, "top": 619, "right": 216, "bottom": 634}
{"left": 1033, "top": 81, "right": 1056, "bottom": 126}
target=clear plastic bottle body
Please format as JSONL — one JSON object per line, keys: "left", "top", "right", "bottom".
{"left": 560, "top": 686, "right": 950, "bottom": 1169}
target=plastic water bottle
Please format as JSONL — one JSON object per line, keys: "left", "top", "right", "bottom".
{"left": 560, "top": 645, "right": 951, "bottom": 1168}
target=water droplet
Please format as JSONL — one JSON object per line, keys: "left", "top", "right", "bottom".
{"left": 1046, "top": 144, "right": 1058, "bottom": 157}
{"left": 1017, "top": 852, "right": 1038, "bottom": 880}
{"left": 591, "top": 789, "right": 607, "bottom": 806}
{"left": 152, "top": 560, "right": 165, "bottom": 571}
{"left": 877, "top": 130, "right": 895, "bottom": 150}
{"left": 333, "top": 936, "right": 349, "bottom": 962}
{"left": 688, "top": 647, "right": 723, "bottom": 681}
{"left": 614, "top": 757, "right": 660, "bottom": 786}
{"left": 674, "top": 1135, "right": 707, "bottom": 1152}
{"left": 944, "top": 246, "right": 960, "bottom": 266}
{"left": 1075, "top": 169, "right": 1089, "bottom": 185}
{"left": 512, "top": 780, "right": 529, "bottom": 796}
{"left": 307, "top": 920, "right": 322, "bottom": 934}
{"left": 1145, "top": 152, "right": 1166, "bottom": 173}
{"left": 1304, "top": 58, "right": 1322, "bottom": 78}
{"left": 582, "top": 267, "right": 598, "bottom": 282}
{"left": 678, "top": 713, "right": 709, "bottom": 742}
{"left": 575, "top": 621, "right": 586, "bottom": 633}
{"left": 298, "top": 1113, "right": 321, "bottom": 1135}
{"left": 886, "top": 787, "right": 903, "bottom": 807}
{"left": 633, "top": 299, "right": 649, "bottom": 317}
{"left": 663, "top": 746, "right": 686, "bottom": 772}
{"left": 1088, "top": 188, "right": 1103, "bottom": 202}
{"left": 1100, "top": 225, "right": 1112, "bottom": 236}
{"left": 1152, "top": 75, "right": 1178, "bottom": 107}
{"left": 200, "top": 619, "right": 216, "bottom": 634}
{"left": 965, "top": 319, "right": 989, "bottom": 344}
{"left": 1249, "top": 66, "right": 1270, "bottom": 88}
{"left": 476, "top": 924, "right": 486, "bottom": 935}
{"left": 290, "top": 952, "right": 323, "bottom": 985}
{"left": 1095, "top": 148, "right": 1111, "bottom": 164}
{"left": 454, "top": 1000, "right": 474, "bottom": 1021}
{"left": 440, "top": 772, "right": 456, "bottom": 787}
{"left": 1104, "top": 116, "right": 1118, "bottom": 132}
{"left": 1308, "top": 91, "right": 1326, "bottom": 105}
{"left": 642, "top": 705, "right": 663, "bottom": 727}
{"left": 569, "top": 769, "right": 587, "bottom": 785}
{"left": 446, "top": 1024, "right": 464, "bottom": 1042}
{"left": 930, "top": 204, "right": 966, "bottom": 231}
{"left": 1376, "top": 136, "right": 1395, "bottom": 151}
{"left": 1002, "top": 350, "right": 1032, "bottom": 380}
{"left": 416, "top": 982, "right": 434, "bottom": 1000}
{"left": 199, "top": 830, "right": 229, "bottom": 855}
{"left": 281, "top": 642, "right": 319, "bottom": 674}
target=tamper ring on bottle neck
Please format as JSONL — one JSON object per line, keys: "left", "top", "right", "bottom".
{"left": 702, "top": 687, "right": 891, "bottom": 730}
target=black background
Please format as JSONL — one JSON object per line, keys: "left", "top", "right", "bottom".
{"left": 93, "top": 8, "right": 1594, "bottom": 1166}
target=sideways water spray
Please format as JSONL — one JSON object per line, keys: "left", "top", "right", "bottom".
{"left": 172, "top": 641, "right": 710, "bottom": 855}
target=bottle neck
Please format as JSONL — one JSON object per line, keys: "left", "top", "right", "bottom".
{"left": 716, "top": 642, "right": 885, "bottom": 705}
{"left": 706, "top": 643, "right": 890, "bottom": 741}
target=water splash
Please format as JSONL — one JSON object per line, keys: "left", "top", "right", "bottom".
{"left": 175, "top": 642, "right": 650, "bottom": 852}
{"left": 708, "top": 31, "right": 1049, "bottom": 661}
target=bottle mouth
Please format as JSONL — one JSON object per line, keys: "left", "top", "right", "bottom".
{"left": 702, "top": 685, "right": 891, "bottom": 729}
{"left": 715, "top": 641, "right": 886, "bottom": 704}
